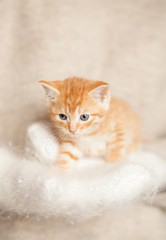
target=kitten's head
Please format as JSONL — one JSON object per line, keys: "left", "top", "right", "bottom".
{"left": 40, "top": 77, "right": 111, "bottom": 138}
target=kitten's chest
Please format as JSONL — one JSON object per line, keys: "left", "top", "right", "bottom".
{"left": 77, "top": 136, "right": 107, "bottom": 157}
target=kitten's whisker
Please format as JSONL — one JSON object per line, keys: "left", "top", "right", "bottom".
{"left": 52, "top": 128, "right": 66, "bottom": 142}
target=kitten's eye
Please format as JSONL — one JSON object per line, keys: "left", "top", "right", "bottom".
{"left": 59, "top": 114, "right": 67, "bottom": 120}
{"left": 80, "top": 114, "right": 89, "bottom": 121}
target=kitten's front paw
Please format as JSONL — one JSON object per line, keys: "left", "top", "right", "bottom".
{"left": 105, "top": 154, "right": 125, "bottom": 163}
{"left": 55, "top": 159, "right": 76, "bottom": 172}
{"left": 56, "top": 160, "right": 70, "bottom": 170}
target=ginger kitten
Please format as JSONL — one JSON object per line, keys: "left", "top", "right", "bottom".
{"left": 40, "top": 77, "right": 141, "bottom": 169}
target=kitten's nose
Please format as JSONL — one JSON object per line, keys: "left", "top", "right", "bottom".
{"left": 69, "top": 128, "right": 77, "bottom": 134}
{"left": 69, "top": 129, "right": 77, "bottom": 134}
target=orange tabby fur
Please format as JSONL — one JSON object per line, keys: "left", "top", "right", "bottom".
{"left": 40, "top": 77, "right": 141, "bottom": 169}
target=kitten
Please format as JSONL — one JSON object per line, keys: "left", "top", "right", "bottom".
{"left": 40, "top": 77, "right": 141, "bottom": 169}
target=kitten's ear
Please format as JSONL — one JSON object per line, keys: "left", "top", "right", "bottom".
{"left": 88, "top": 82, "right": 111, "bottom": 109}
{"left": 39, "top": 80, "right": 60, "bottom": 102}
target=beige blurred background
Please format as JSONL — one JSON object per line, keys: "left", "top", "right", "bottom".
{"left": 0, "top": 0, "right": 166, "bottom": 239}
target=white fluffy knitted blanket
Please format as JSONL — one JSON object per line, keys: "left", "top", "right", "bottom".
{"left": 0, "top": 122, "right": 166, "bottom": 221}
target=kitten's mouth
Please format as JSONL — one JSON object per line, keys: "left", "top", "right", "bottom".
{"left": 68, "top": 132, "right": 80, "bottom": 137}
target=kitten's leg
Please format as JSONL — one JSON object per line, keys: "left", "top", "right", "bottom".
{"left": 56, "top": 141, "right": 82, "bottom": 169}
{"left": 127, "top": 139, "right": 141, "bottom": 153}
{"left": 106, "top": 129, "right": 125, "bottom": 162}
{"left": 127, "top": 121, "right": 142, "bottom": 153}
